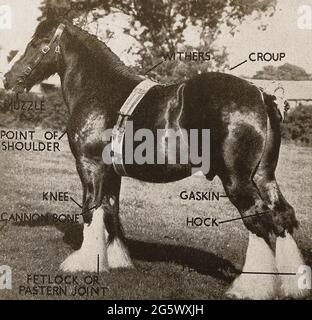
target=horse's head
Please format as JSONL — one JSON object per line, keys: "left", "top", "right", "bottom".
{"left": 2, "top": 17, "right": 65, "bottom": 93}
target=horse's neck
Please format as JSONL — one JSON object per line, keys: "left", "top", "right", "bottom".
{"left": 58, "top": 29, "right": 140, "bottom": 112}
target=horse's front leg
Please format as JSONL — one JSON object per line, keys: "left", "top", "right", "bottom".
{"left": 61, "top": 162, "right": 132, "bottom": 272}
{"left": 101, "top": 171, "right": 133, "bottom": 269}
{"left": 104, "top": 192, "right": 134, "bottom": 269}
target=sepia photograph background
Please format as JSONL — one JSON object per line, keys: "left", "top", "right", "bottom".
{"left": 0, "top": 0, "right": 311, "bottom": 300}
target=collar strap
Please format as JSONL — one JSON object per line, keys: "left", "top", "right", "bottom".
{"left": 111, "top": 79, "right": 160, "bottom": 176}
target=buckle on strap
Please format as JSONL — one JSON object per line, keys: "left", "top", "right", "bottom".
{"left": 42, "top": 24, "right": 65, "bottom": 55}
{"left": 24, "top": 66, "right": 32, "bottom": 75}
{"left": 55, "top": 45, "right": 61, "bottom": 54}
{"left": 42, "top": 46, "right": 50, "bottom": 54}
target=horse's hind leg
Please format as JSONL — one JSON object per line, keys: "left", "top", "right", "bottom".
{"left": 221, "top": 175, "right": 280, "bottom": 299}
{"left": 254, "top": 175, "right": 305, "bottom": 298}
{"left": 220, "top": 114, "right": 307, "bottom": 299}
{"left": 218, "top": 119, "right": 283, "bottom": 299}
{"left": 61, "top": 159, "right": 132, "bottom": 272}
{"left": 254, "top": 138, "right": 306, "bottom": 297}
{"left": 253, "top": 112, "right": 299, "bottom": 237}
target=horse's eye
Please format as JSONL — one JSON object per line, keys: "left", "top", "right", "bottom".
{"left": 31, "top": 38, "right": 48, "bottom": 48}
{"left": 38, "top": 38, "right": 50, "bottom": 47}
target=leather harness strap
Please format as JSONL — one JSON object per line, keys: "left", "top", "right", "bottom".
{"left": 111, "top": 78, "right": 159, "bottom": 176}
{"left": 19, "top": 24, "right": 65, "bottom": 82}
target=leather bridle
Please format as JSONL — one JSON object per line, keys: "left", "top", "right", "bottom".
{"left": 17, "top": 23, "right": 65, "bottom": 86}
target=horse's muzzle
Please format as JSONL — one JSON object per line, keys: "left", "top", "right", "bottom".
{"left": 13, "top": 84, "right": 26, "bottom": 94}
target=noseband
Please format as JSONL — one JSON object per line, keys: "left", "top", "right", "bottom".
{"left": 17, "top": 23, "right": 65, "bottom": 85}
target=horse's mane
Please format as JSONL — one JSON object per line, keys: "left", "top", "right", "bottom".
{"left": 67, "top": 23, "right": 140, "bottom": 81}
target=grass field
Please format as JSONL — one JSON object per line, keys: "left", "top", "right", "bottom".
{"left": 0, "top": 130, "right": 311, "bottom": 300}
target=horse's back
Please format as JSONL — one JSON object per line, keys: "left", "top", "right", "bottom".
{"left": 180, "top": 72, "right": 265, "bottom": 124}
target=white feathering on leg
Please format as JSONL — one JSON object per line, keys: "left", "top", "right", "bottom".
{"left": 226, "top": 232, "right": 280, "bottom": 300}
{"left": 276, "top": 232, "right": 308, "bottom": 298}
{"left": 60, "top": 207, "right": 108, "bottom": 272}
{"left": 107, "top": 238, "right": 134, "bottom": 269}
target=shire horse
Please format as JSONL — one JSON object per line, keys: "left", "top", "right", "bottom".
{"left": 2, "top": 17, "right": 307, "bottom": 299}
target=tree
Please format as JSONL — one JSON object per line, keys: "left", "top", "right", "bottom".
{"left": 38, "top": 0, "right": 277, "bottom": 81}
{"left": 253, "top": 63, "right": 312, "bottom": 81}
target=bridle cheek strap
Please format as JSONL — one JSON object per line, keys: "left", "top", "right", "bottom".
{"left": 21, "top": 23, "right": 65, "bottom": 80}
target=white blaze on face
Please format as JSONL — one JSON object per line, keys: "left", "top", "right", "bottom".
{"left": 0, "top": 51, "right": 23, "bottom": 89}
{"left": 0, "top": 31, "right": 35, "bottom": 80}
{"left": 1, "top": 51, "right": 23, "bottom": 77}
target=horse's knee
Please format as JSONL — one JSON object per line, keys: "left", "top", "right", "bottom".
{"left": 82, "top": 194, "right": 120, "bottom": 229}
{"left": 102, "top": 195, "right": 124, "bottom": 242}
{"left": 82, "top": 197, "right": 100, "bottom": 224}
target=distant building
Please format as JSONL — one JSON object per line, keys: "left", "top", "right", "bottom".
{"left": 248, "top": 79, "right": 312, "bottom": 108}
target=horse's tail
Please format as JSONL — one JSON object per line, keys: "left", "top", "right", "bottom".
{"left": 256, "top": 91, "right": 282, "bottom": 176}
{"left": 263, "top": 91, "right": 288, "bottom": 122}
{"left": 253, "top": 87, "right": 299, "bottom": 237}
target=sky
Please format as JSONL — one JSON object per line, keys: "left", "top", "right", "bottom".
{"left": 0, "top": 0, "right": 312, "bottom": 88}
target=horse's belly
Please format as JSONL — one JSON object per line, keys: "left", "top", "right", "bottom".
{"left": 117, "top": 127, "right": 194, "bottom": 182}
{"left": 125, "top": 163, "right": 192, "bottom": 183}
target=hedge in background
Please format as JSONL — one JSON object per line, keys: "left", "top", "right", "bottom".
{"left": 282, "top": 104, "right": 312, "bottom": 146}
